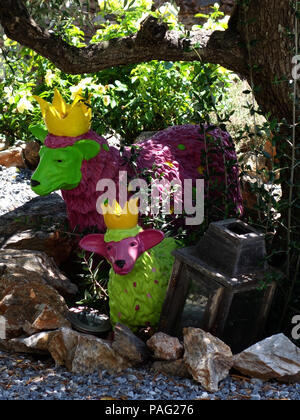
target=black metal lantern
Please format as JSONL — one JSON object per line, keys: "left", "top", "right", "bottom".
{"left": 159, "top": 219, "right": 277, "bottom": 353}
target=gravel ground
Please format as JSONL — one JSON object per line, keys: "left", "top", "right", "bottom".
{"left": 0, "top": 166, "right": 37, "bottom": 216}
{"left": 0, "top": 165, "right": 299, "bottom": 401}
{"left": 0, "top": 350, "right": 299, "bottom": 401}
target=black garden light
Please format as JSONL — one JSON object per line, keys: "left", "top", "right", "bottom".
{"left": 159, "top": 219, "right": 277, "bottom": 353}
{"left": 67, "top": 307, "right": 111, "bottom": 336}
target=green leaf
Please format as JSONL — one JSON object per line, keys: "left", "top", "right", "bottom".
{"left": 114, "top": 80, "right": 128, "bottom": 92}
{"left": 194, "top": 13, "right": 209, "bottom": 18}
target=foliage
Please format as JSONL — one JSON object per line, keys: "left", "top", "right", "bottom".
{"left": 231, "top": 0, "right": 300, "bottom": 341}
{"left": 0, "top": 1, "right": 232, "bottom": 144}
{"left": 91, "top": 0, "right": 154, "bottom": 42}
{"left": 75, "top": 249, "right": 110, "bottom": 311}
{"left": 90, "top": 60, "right": 232, "bottom": 142}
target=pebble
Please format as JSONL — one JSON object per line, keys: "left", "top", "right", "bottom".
{"left": 0, "top": 346, "right": 299, "bottom": 400}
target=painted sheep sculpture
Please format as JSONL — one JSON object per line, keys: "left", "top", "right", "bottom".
{"left": 31, "top": 89, "right": 243, "bottom": 232}
{"left": 79, "top": 199, "right": 177, "bottom": 331}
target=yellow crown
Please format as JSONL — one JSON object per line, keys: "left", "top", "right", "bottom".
{"left": 33, "top": 88, "right": 91, "bottom": 137}
{"left": 101, "top": 198, "right": 139, "bottom": 230}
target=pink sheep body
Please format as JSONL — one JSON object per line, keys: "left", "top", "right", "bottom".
{"left": 44, "top": 124, "right": 242, "bottom": 232}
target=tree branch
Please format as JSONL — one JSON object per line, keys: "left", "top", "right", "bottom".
{"left": 0, "top": 0, "right": 248, "bottom": 76}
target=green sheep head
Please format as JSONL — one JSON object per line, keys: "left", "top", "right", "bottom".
{"left": 30, "top": 139, "right": 100, "bottom": 196}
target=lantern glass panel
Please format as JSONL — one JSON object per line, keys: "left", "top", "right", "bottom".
{"left": 223, "top": 288, "right": 265, "bottom": 351}
{"left": 181, "top": 278, "right": 209, "bottom": 329}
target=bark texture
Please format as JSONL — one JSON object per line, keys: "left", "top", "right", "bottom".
{"left": 236, "top": 0, "right": 294, "bottom": 120}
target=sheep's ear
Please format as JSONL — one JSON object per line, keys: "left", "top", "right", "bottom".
{"left": 138, "top": 230, "right": 164, "bottom": 252}
{"left": 79, "top": 234, "right": 107, "bottom": 257}
{"left": 73, "top": 139, "right": 100, "bottom": 160}
{"left": 29, "top": 123, "right": 48, "bottom": 143}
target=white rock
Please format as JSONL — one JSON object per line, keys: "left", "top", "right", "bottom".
{"left": 183, "top": 327, "right": 233, "bottom": 392}
{"left": 147, "top": 332, "right": 183, "bottom": 360}
{"left": 0, "top": 316, "right": 6, "bottom": 339}
{"left": 234, "top": 334, "right": 300, "bottom": 382}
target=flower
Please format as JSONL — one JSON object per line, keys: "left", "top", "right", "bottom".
{"left": 4, "top": 86, "right": 16, "bottom": 104}
{"left": 70, "top": 77, "right": 98, "bottom": 99}
{"left": 96, "top": 84, "right": 106, "bottom": 95}
{"left": 45, "top": 70, "right": 56, "bottom": 87}
{"left": 4, "top": 86, "right": 13, "bottom": 98}
{"left": 103, "top": 95, "right": 110, "bottom": 106}
{"left": 69, "top": 84, "right": 82, "bottom": 99}
{"left": 16, "top": 96, "right": 34, "bottom": 113}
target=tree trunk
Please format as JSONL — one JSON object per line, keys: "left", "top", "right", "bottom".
{"left": 228, "top": 1, "right": 300, "bottom": 274}
{"left": 236, "top": 1, "right": 300, "bottom": 325}
{"left": 237, "top": 0, "right": 294, "bottom": 120}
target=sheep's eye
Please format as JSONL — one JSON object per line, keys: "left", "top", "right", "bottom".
{"left": 107, "top": 246, "right": 111, "bottom": 251}
{"left": 130, "top": 242, "right": 137, "bottom": 247}
{"left": 56, "top": 159, "right": 63, "bottom": 163}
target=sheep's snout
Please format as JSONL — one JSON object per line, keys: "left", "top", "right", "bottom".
{"left": 115, "top": 260, "right": 126, "bottom": 268}
{"left": 31, "top": 179, "right": 40, "bottom": 187}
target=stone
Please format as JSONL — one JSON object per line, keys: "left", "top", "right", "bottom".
{"left": 239, "top": 137, "right": 279, "bottom": 184}
{"left": 112, "top": 323, "right": 150, "bottom": 364}
{"left": 0, "top": 249, "right": 77, "bottom": 297}
{"left": 0, "top": 330, "right": 57, "bottom": 354}
{"left": 48, "top": 327, "right": 130, "bottom": 374}
{"left": 0, "top": 316, "right": 5, "bottom": 340}
{"left": 3, "top": 228, "right": 78, "bottom": 266}
{"left": 0, "top": 194, "right": 67, "bottom": 248}
{"left": 183, "top": 327, "right": 233, "bottom": 392}
{"left": 0, "top": 147, "right": 25, "bottom": 168}
{"left": 0, "top": 281, "right": 70, "bottom": 339}
{"left": 0, "top": 193, "right": 74, "bottom": 268}
{"left": 23, "top": 140, "right": 40, "bottom": 169}
{"left": 152, "top": 359, "right": 190, "bottom": 378}
{"left": 233, "top": 334, "right": 300, "bottom": 382}
{"left": 243, "top": 153, "right": 269, "bottom": 177}
{"left": 134, "top": 131, "right": 157, "bottom": 144}
{"left": 147, "top": 332, "right": 183, "bottom": 360}
{"left": 0, "top": 137, "right": 9, "bottom": 151}
{"left": 241, "top": 180, "right": 258, "bottom": 212}
{"left": 31, "top": 303, "right": 68, "bottom": 331}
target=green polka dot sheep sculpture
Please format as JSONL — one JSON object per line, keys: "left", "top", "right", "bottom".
{"left": 79, "top": 198, "right": 177, "bottom": 332}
